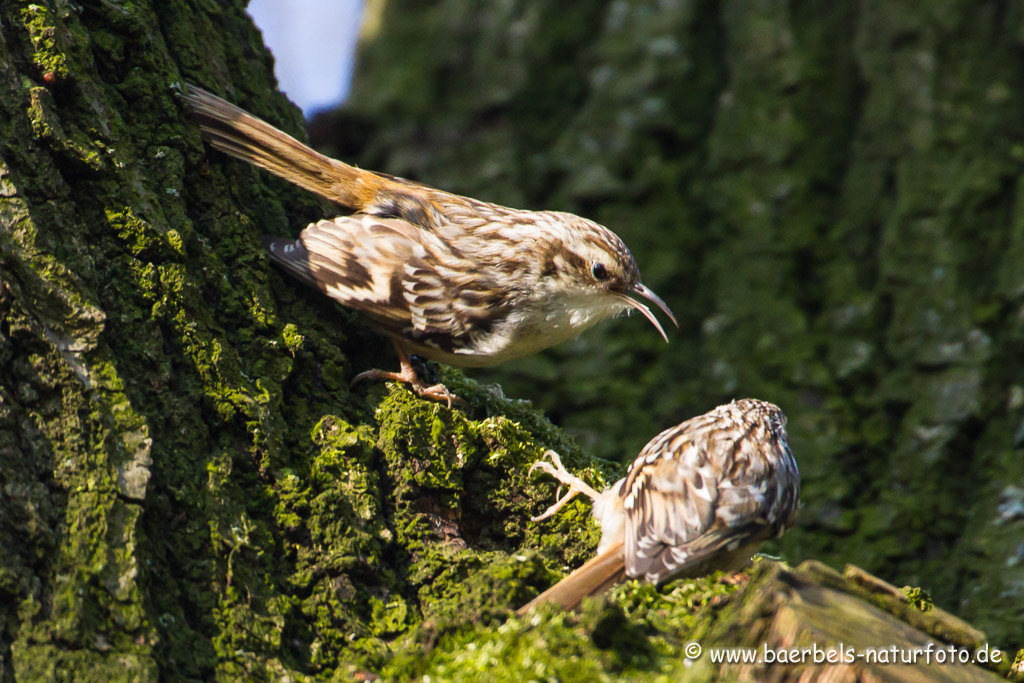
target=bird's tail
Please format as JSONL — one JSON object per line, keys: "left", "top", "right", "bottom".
{"left": 180, "top": 85, "right": 384, "bottom": 209}
{"left": 517, "top": 542, "right": 627, "bottom": 615}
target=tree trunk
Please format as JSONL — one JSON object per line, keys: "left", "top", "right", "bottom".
{"left": 0, "top": 1, "right": 589, "bottom": 678}
{"left": 0, "top": 0, "right": 1019, "bottom": 680}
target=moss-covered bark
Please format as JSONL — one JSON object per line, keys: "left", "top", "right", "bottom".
{"left": 1, "top": 0, "right": 1021, "bottom": 680}
{"left": 384, "top": 559, "right": 1016, "bottom": 682}
{"left": 0, "top": 1, "right": 598, "bottom": 678}
{"left": 330, "top": 0, "right": 1024, "bottom": 648}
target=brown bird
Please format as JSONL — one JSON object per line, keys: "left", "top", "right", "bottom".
{"left": 518, "top": 399, "right": 800, "bottom": 614}
{"left": 181, "top": 85, "right": 676, "bottom": 406}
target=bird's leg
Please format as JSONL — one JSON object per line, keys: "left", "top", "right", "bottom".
{"left": 350, "top": 340, "right": 463, "bottom": 408}
{"left": 528, "top": 450, "right": 602, "bottom": 522}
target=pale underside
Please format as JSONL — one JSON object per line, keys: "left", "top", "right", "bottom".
{"left": 266, "top": 213, "right": 631, "bottom": 367}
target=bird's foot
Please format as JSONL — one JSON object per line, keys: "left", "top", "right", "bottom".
{"left": 415, "top": 381, "right": 464, "bottom": 408}
{"left": 351, "top": 367, "right": 463, "bottom": 408}
{"left": 528, "top": 450, "right": 602, "bottom": 521}
{"left": 720, "top": 571, "right": 752, "bottom": 587}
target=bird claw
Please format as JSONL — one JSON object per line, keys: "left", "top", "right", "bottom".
{"left": 415, "top": 382, "right": 466, "bottom": 409}
{"left": 350, "top": 367, "right": 464, "bottom": 408}
{"left": 527, "top": 458, "right": 556, "bottom": 479}
{"left": 527, "top": 450, "right": 570, "bottom": 480}
{"left": 528, "top": 450, "right": 600, "bottom": 521}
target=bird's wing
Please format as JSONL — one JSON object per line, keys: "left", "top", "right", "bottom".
{"left": 622, "top": 444, "right": 720, "bottom": 583}
{"left": 621, "top": 414, "right": 775, "bottom": 583}
{"left": 266, "top": 214, "right": 503, "bottom": 350}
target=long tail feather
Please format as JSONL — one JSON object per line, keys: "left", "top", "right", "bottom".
{"left": 180, "top": 85, "right": 380, "bottom": 209}
{"left": 518, "top": 542, "right": 627, "bottom": 615}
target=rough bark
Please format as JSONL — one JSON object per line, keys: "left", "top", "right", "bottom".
{"left": 0, "top": 0, "right": 1020, "bottom": 680}
{"left": 0, "top": 1, "right": 593, "bottom": 678}
{"left": 331, "top": 0, "right": 1024, "bottom": 648}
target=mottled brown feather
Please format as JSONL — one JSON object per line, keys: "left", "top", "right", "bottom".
{"left": 182, "top": 85, "right": 675, "bottom": 390}
{"left": 521, "top": 399, "right": 800, "bottom": 611}
{"left": 621, "top": 400, "right": 799, "bottom": 583}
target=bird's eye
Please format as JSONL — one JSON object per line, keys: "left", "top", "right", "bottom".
{"left": 592, "top": 263, "right": 609, "bottom": 280}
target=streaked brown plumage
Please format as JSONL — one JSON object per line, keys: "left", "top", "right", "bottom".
{"left": 180, "top": 85, "right": 676, "bottom": 405}
{"left": 519, "top": 399, "right": 800, "bottom": 614}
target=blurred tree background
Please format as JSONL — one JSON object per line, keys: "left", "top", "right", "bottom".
{"left": 309, "top": 0, "right": 1024, "bottom": 645}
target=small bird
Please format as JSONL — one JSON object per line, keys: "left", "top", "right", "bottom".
{"left": 181, "top": 85, "right": 676, "bottom": 405}
{"left": 518, "top": 399, "right": 799, "bottom": 614}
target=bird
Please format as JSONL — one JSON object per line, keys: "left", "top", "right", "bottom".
{"left": 518, "top": 398, "right": 800, "bottom": 614}
{"left": 180, "top": 85, "right": 677, "bottom": 406}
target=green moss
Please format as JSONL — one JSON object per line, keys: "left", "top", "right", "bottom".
{"left": 12, "top": 645, "right": 158, "bottom": 683}
{"left": 902, "top": 585, "right": 934, "bottom": 613}
{"left": 381, "top": 562, "right": 758, "bottom": 682}
{"left": 27, "top": 87, "right": 105, "bottom": 169}
{"left": 20, "top": 4, "right": 70, "bottom": 80}
{"left": 105, "top": 207, "right": 178, "bottom": 260}
{"left": 281, "top": 322, "right": 304, "bottom": 354}
{"left": 385, "top": 612, "right": 613, "bottom": 682}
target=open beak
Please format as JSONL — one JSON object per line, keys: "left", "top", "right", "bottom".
{"left": 620, "top": 283, "right": 678, "bottom": 343}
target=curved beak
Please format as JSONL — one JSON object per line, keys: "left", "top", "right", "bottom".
{"left": 619, "top": 283, "right": 678, "bottom": 343}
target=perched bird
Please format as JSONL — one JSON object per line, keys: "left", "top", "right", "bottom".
{"left": 518, "top": 399, "right": 799, "bottom": 614}
{"left": 181, "top": 85, "right": 676, "bottom": 405}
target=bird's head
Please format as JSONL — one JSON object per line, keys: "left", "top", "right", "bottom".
{"left": 541, "top": 213, "right": 677, "bottom": 341}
